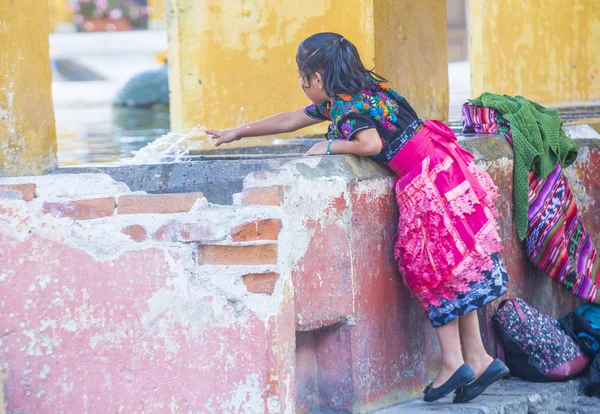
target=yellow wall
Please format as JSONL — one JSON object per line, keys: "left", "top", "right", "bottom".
{"left": 470, "top": 0, "right": 600, "bottom": 105}
{"left": 0, "top": 0, "right": 57, "bottom": 175}
{"left": 167, "top": 0, "right": 449, "bottom": 134}
{"left": 48, "top": 0, "right": 73, "bottom": 32}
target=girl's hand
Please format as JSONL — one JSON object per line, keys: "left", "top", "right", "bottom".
{"left": 305, "top": 141, "right": 330, "bottom": 156}
{"left": 206, "top": 128, "right": 241, "bottom": 146}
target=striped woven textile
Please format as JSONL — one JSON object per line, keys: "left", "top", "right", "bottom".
{"left": 462, "top": 103, "right": 512, "bottom": 143}
{"left": 462, "top": 103, "right": 600, "bottom": 304}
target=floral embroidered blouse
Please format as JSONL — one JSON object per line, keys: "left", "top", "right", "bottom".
{"left": 304, "top": 80, "right": 423, "bottom": 165}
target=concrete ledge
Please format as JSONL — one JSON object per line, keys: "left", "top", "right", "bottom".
{"left": 52, "top": 156, "right": 299, "bottom": 204}
{"left": 374, "top": 378, "right": 585, "bottom": 414}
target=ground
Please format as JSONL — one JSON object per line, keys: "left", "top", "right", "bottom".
{"left": 375, "top": 378, "right": 600, "bottom": 414}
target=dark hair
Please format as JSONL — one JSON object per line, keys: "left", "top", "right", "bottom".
{"left": 296, "top": 32, "right": 387, "bottom": 97}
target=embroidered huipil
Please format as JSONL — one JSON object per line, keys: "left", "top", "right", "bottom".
{"left": 304, "top": 80, "right": 423, "bottom": 164}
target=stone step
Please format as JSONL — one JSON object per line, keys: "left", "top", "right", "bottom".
{"left": 373, "top": 378, "right": 596, "bottom": 414}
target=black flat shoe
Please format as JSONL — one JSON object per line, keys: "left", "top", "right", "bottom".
{"left": 423, "top": 364, "right": 477, "bottom": 403}
{"left": 453, "top": 359, "right": 510, "bottom": 403}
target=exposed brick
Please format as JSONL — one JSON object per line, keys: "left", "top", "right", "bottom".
{"left": 153, "top": 221, "right": 225, "bottom": 242}
{"left": 121, "top": 225, "right": 147, "bottom": 242}
{"left": 117, "top": 192, "right": 204, "bottom": 215}
{"left": 241, "top": 186, "right": 284, "bottom": 206}
{"left": 0, "top": 190, "right": 23, "bottom": 200}
{"left": 231, "top": 219, "right": 281, "bottom": 242}
{"left": 243, "top": 273, "right": 279, "bottom": 294}
{"left": 42, "top": 197, "right": 115, "bottom": 219}
{"left": 0, "top": 184, "right": 36, "bottom": 201}
{"left": 198, "top": 244, "right": 278, "bottom": 265}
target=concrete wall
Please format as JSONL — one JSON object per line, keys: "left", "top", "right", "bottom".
{"left": 0, "top": 175, "right": 295, "bottom": 413}
{"left": 470, "top": 0, "right": 600, "bottom": 105}
{"left": 1, "top": 128, "right": 599, "bottom": 413}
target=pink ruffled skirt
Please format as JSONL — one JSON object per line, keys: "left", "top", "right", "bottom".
{"left": 389, "top": 120, "right": 506, "bottom": 313}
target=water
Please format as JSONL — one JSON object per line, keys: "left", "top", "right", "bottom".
{"left": 128, "top": 126, "right": 213, "bottom": 163}
{"left": 56, "top": 105, "right": 171, "bottom": 165}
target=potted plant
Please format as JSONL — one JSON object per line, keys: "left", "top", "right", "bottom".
{"left": 71, "top": 0, "right": 134, "bottom": 32}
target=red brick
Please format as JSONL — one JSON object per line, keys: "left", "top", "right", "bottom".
{"left": 153, "top": 221, "right": 224, "bottom": 242}
{"left": 121, "top": 225, "right": 147, "bottom": 242}
{"left": 0, "top": 184, "right": 36, "bottom": 201}
{"left": 198, "top": 244, "right": 278, "bottom": 265}
{"left": 117, "top": 192, "right": 204, "bottom": 215}
{"left": 243, "top": 272, "right": 279, "bottom": 294}
{"left": 231, "top": 219, "right": 281, "bottom": 242}
{"left": 0, "top": 190, "right": 23, "bottom": 200}
{"left": 42, "top": 197, "right": 115, "bottom": 219}
{"left": 241, "top": 186, "right": 284, "bottom": 206}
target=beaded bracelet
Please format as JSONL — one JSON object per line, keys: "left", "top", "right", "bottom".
{"left": 326, "top": 140, "right": 333, "bottom": 155}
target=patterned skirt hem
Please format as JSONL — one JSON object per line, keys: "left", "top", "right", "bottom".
{"left": 428, "top": 253, "right": 510, "bottom": 327}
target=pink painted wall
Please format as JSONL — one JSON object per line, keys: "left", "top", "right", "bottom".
{"left": 0, "top": 178, "right": 295, "bottom": 413}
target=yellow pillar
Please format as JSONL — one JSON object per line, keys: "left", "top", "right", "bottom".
{"left": 374, "top": 0, "right": 449, "bottom": 120}
{"left": 167, "top": 0, "right": 448, "bottom": 135}
{"left": 148, "top": 0, "right": 166, "bottom": 29}
{"left": 470, "top": 0, "right": 600, "bottom": 105}
{"left": 0, "top": 0, "right": 58, "bottom": 175}
{"left": 48, "top": 0, "right": 73, "bottom": 33}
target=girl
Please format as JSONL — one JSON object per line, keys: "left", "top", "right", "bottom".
{"left": 207, "top": 32, "right": 510, "bottom": 403}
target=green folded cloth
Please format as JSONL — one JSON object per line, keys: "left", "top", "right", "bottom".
{"left": 469, "top": 93, "right": 578, "bottom": 240}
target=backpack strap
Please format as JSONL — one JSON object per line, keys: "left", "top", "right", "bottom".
{"left": 507, "top": 298, "right": 528, "bottom": 322}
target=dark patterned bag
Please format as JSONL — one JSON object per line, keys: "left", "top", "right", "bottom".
{"left": 492, "top": 298, "right": 590, "bottom": 382}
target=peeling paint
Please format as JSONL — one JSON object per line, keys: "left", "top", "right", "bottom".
{"left": 470, "top": 0, "right": 600, "bottom": 105}
{"left": 0, "top": 170, "right": 295, "bottom": 413}
{"left": 39, "top": 364, "right": 50, "bottom": 380}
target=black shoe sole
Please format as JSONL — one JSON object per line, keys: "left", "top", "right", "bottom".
{"left": 423, "top": 364, "right": 477, "bottom": 403}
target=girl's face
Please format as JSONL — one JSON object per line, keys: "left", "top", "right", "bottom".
{"left": 299, "top": 71, "right": 329, "bottom": 104}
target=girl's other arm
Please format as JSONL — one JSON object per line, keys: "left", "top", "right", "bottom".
{"left": 305, "top": 128, "right": 382, "bottom": 157}
{"left": 207, "top": 109, "right": 322, "bottom": 146}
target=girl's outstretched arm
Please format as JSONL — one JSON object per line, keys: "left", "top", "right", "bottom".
{"left": 206, "top": 109, "right": 322, "bottom": 146}
{"left": 305, "top": 128, "right": 382, "bottom": 157}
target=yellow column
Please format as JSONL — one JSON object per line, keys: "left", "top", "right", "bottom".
{"left": 167, "top": 0, "right": 448, "bottom": 135}
{"left": 374, "top": 0, "right": 449, "bottom": 120}
{"left": 167, "top": 0, "right": 375, "bottom": 134}
{"left": 47, "top": 0, "right": 73, "bottom": 33}
{"left": 470, "top": 0, "right": 600, "bottom": 105}
{"left": 0, "top": 0, "right": 57, "bottom": 175}
{"left": 148, "top": 0, "right": 166, "bottom": 29}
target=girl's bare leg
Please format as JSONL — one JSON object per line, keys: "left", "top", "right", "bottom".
{"left": 458, "top": 310, "right": 494, "bottom": 377}
{"left": 432, "top": 318, "right": 464, "bottom": 388}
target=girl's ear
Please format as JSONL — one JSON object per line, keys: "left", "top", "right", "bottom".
{"left": 313, "top": 72, "right": 324, "bottom": 90}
